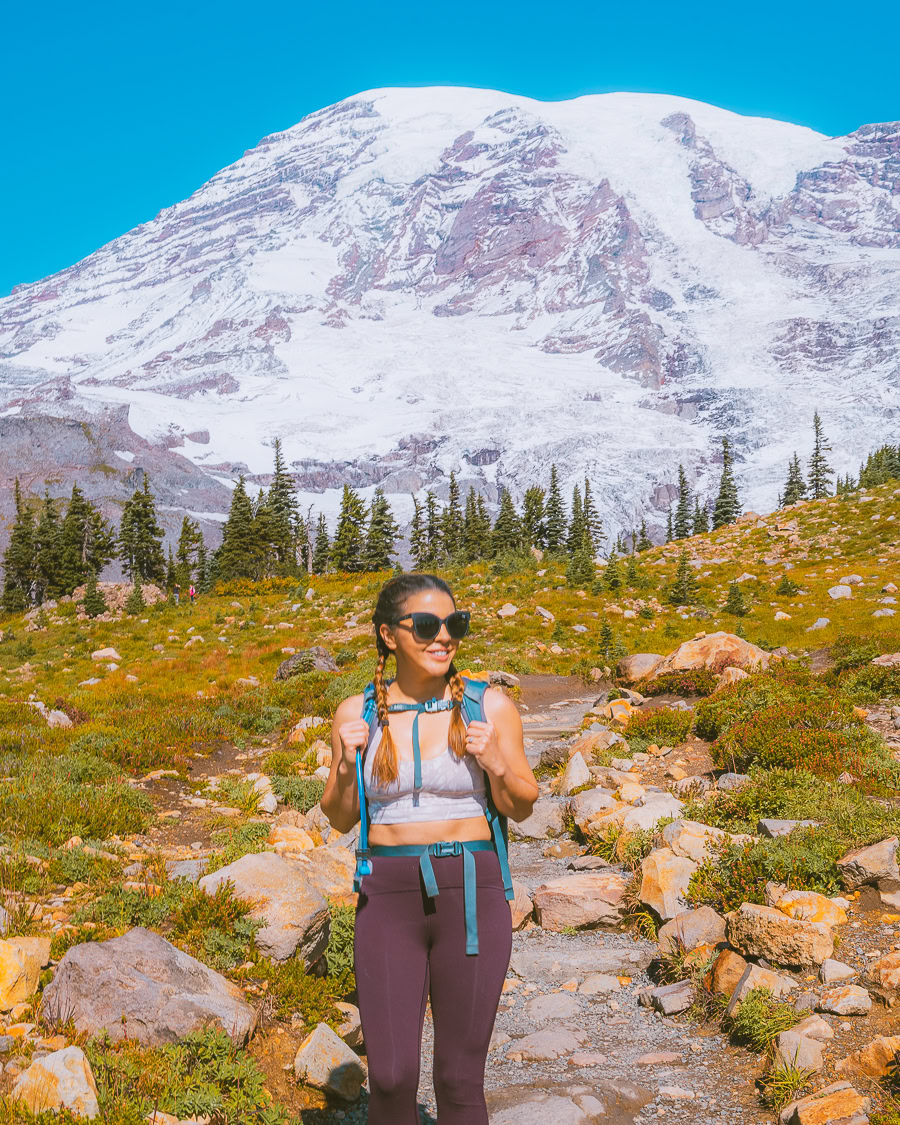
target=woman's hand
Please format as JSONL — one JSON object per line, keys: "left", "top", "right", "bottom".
{"left": 337, "top": 718, "right": 370, "bottom": 767}
{"left": 464, "top": 719, "right": 507, "bottom": 778}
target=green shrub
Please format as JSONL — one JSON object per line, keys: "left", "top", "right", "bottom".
{"left": 324, "top": 900, "right": 356, "bottom": 986}
{"left": 635, "top": 669, "right": 718, "bottom": 698}
{"left": 244, "top": 958, "right": 343, "bottom": 1029}
{"left": 724, "top": 987, "right": 801, "bottom": 1052}
{"left": 205, "top": 822, "right": 271, "bottom": 873}
{"left": 775, "top": 576, "right": 800, "bottom": 597}
{"left": 694, "top": 669, "right": 831, "bottom": 742}
{"left": 169, "top": 882, "right": 261, "bottom": 970}
{"left": 624, "top": 706, "right": 693, "bottom": 745}
{"left": 271, "top": 775, "right": 326, "bottom": 813}
{"left": 839, "top": 663, "right": 900, "bottom": 704}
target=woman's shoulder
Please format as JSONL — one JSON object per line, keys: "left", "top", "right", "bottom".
{"left": 333, "top": 692, "right": 367, "bottom": 723}
{"left": 478, "top": 682, "right": 521, "bottom": 724}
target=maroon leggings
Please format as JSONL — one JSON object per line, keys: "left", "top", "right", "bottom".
{"left": 354, "top": 850, "right": 512, "bottom": 1124}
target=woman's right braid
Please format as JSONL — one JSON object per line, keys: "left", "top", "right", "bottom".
{"left": 371, "top": 649, "right": 398, "bottom": 786}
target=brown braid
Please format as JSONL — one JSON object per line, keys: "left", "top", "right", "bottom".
{"left": 370, "top": 651, "right": 399, "bottom": 787}
{"left": 447, "top": 661, "right": 468, "bottom": 759}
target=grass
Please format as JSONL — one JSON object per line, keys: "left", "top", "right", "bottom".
{"left": 759, "top": 1061, "right": 815, "bottom": 1111}
{"left": 723, "top": 987, "right": 802, "bottom": 1052}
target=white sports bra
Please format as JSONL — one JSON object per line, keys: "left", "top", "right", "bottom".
{"left": 363, "top": 727, "right": 488, "bottom": 824}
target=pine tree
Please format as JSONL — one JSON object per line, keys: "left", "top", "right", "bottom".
{"left": 365, "top": 488, "right": 399, "bottom": 570}
{"left": 692, "top": 498, "right": 709, "bottom": 536}
{"left": 165, "top": 549, "right": 176, "bottom": 592}
{"left": 783, "top": 453, "right": 808, "bottom": 506}
{"left": 566, "top": 537, "right": 594, "bottom": 588}
{"left": 441, "top": 472, "right": 464, "bottom": 561}
{"left": 462, "top": 488, "right": 480, "bottom": 563}
{"left": 33, "top": 491, "right": 62, "bottom": 603}
{"left": 582, "top": 478, "right": 603, "bottom": 554}
{"left": 597, "top": 619, "right": 619, "bottom": 659}
{"left": 118, "top": 477, "right": 165, "bottom": 583}
{"left": 625, "top": 553, "right": 641, "bottom": 587}
{"left": 424, "top": 491, "right": 443, "bottom": 567}
{"left": 312, "top": 514, "right": 330, "bottom": 574}
{"left": 666, "top": 508, "right": 674, "bottom": 543}
{"left": 410, "top": 496, "right": 429, "bottom": 571}
{"left": 475, "top": 494, "right": 492, "bottom": 558}
{"left": 668, "top": 548, "right": 700, "bottom": 606}
{"left": 522, "top": 486, "right": 547, "bottom": 550}
{"left": 175, "top": 516, "right": 203, "bottom": 588}
{"left": 330, "top": 485, "right": 368, "bottom": 572}
{"left": 492, "top": 488, "right": 523, "bottom": 556}
{"left": 544, "top": 464, "right": 567, "bottom": 553}
{"left": 125, "top": 574, "right": 145, "bottom": 615}
{"left": 82, "top": 570, "right": 108, "bottom": 618}
{"left": 566, "top": 485, "right": 585, "bottom": 555}
{"left": 196, "top": 539, "right": 210, "bottom": 592}
{"left": 58, "top": 483, "right": 115, "bottom": 594}
{"left": 215, "top": 477, "right": 258, "bottom": 581}
{"left": 637, "top": 519, "right": 653, "bottom": 553}
{"left": 673, "top": 465, "right": 692, "bottom": 539}
{"left": 1, "top": 481, "right": 36, "bottom": 612}
{"left": 252, "top": 489, "right": 279, "bottom": 579}
{"left": 712, "top": 437, "right": 741, "bottom": 529}
{"left": 267, "top": 438, "right": 299, "bottom": 570}
{"left": 808, "top": 412, "right": 834, "bottom": 500}
{"left": 603, "top": 550, "right": 623, "bottom": 591}
{"left": 723, "top": 582, "right": 748, "bottom": 616}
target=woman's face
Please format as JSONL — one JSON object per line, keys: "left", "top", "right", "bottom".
{"left": 380, "top": 588, "right": 459, "bottom": 678}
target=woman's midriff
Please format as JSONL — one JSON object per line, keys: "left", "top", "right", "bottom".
{"left": 368, "top": 814, "right": 492, "bottom": 846}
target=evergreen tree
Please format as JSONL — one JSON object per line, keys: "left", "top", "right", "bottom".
{"left": 330, "top": 485, "right": 368, "bottom": 572}
{"left": 365, "top": 488, "right": 399, "bottom": 570}
{"left": 215, "top": 477, "right": 258, "bottom": 581}
{"left": 1, "top": 481, "right": 36, "bottom": 612}
{"left": 712, "top": 437, "right": 741, "bottom": 529}
{"left": 783, "top": 453, "right": 808, "bottom": 506}
{"left": 462, "top": 488, "right": 491, "bottom": 563}
{"left": 692, "top": 498, "right": 709, "bottom": 536}
{"left": 175, "top": 516, "right": 203, "bottom": 588}
{"left": 582, "top": 478, "right": 603, "bottom": 554}
{"left": 668, "top": 548, "right": 700, "bottom": 606}
{"left": 424, "top": 491, "right": 443, "bottom": 567}
{"left": 475, "top": 494, "right": 492, "bottom": 557}
{"left": 196, "top": 539, "right": 210, "bottom": 593}
{"left": 125, "top": 574, "right": 145, "bottom": 615}
{"left": 312, "top": 514, "right": 330, "bottom": 574}
{"left": 82, "top": 570, "right": 108, "bottom": 618}
{"left": 625, "top": 553, "right": 641, "bottom": 587}
{"left": 673, "top": 465, "right": 692, "bottom": 539}
{"left": 33, "top": 491, "right": 63, "bottom": 603}
{"left": 252, "top": 489, "right": 279, "bottom": 579}
{"left": 441, "top": 472, "right": 464, "bottom": 561}
{"left": 596, "top": 619, "right": 626, "bottom": 660}
{"left": 58, "top": 483, "right": 115, "bottom": 594}
{"left": 118, "top": 477, "right": 165, "bottom": 583}
{"left": 165, "top": 549, "right": 176, "bottom": 592}
{"left": 637, "top": 519, "right": 653, "bottom": 553}
{"left": 808, "top": 412, "right": 834, "bottom": 500}
{"left": 566, "top": 484, "right": 585, "bottom": 555}
{"left": 666, "top": 507, "right": 674, "bottom": 543}
{"left": 544, "top": 464, "right": 567, "bottom": 553}
{"left": 723, "top": 582, "right": 748, "bottom": 616}
{"left": 409, "top": 496, "right": 430, "bottom": 571}
{"left": 603, "top": 550, "right": 623, "bottom": 591}
{"left": 492, "top": 488, "right": 523, "bottom": 555}
{"left": 566, "top": 534, "right": 594, "bottom": 588}
{"left": 267, "top": 438, "right": 299, "bottom": 569}
{"left": 522, "top": 486, "right": 547, "bottom": 550}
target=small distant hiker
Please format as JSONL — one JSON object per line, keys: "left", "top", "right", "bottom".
{"left": 189, "top": 584, "right": 196, "bottom": 605}
{"left": 173, "top": 583, "right": 180, "bottom": 606}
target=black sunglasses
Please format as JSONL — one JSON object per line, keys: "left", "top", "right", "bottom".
{"left": 390, "top": 610, "right": 471, "bottom": 642}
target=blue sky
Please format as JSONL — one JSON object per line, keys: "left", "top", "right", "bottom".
{"left": 2, "top": 0, "right": 898, "bottom": 297}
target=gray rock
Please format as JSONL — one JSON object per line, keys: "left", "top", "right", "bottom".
{"left": 487, "top": 1091, "right": 592, "bottom": 1125}
{"left": 294, "top": 1022, "right": 366, "bottom": 1100}
{"left": 275, "top": 646, "right": 338, "bottom": 680}
{"left": 775, "top": 1030, "right": 824, "bottom": 1071}
{"left": 166, "top": 859, "right": 205, "bottom": 882}
{"left": 509, "top": 946, "right": 649, "bottom": 984}
{"left": 511, "top": 796, "right": 566, "bottom": 839}
{"left": 657, "top": 906, "right": 726, "bottom": 955}
{"left": 641, "top": 980, "right": 694, "bottom": 1016}
{"left": 10, "top": 1046, "right": 99, "bottom": 1117}
{"left": 806, "top": 617, "right": 831, "bottom": 631}
{"left": 198, "top": 851, "right": 329, "bottom": 964}
{"left": 759, "top": 819, "right": 820, "bottom": 838}
{"left": 505, "top": 1024, "right": 588, "bottom": 1061}
{"left": 524, "top": 991, "right": 582, "bottom": 1022}
{"left": 717, "top": 773, "right": 751, "bottom": 791}
{"left": 820, "top": 958, "right": 856, "bottom": 984}
{"left": 41, "top": 928, "right": 256, "bottom": 1045}
{"left": 817, "top": 985, "right": 872, "bottom": 1016}
{"left": 838, "top": 837, "right": 899, "bottom": 890}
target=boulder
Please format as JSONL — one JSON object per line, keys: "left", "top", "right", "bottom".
{"left": 779, "top": 1081, "right": 870, "bottom": 1125}
{"left": 728, "top": 963, "right": 797, "bottom": 1010}
{"left": 661, "top": 820, "right": 728, "bottom": 864}
{"left": 759, "top": 819, "right": 820, "bottom": 838}
{"left": 837, "top": 836, "right": 899, "bottom": 890}
{"left": 41, "top": 928, "right": 256, "bottom": 1045}
{"left": 621, "top": 795, "right": 685, "bottom": 832}
{"left": 820, "top": 959, "right": 856, "bottom": 984}
{"left": 658, "top": 907, "right": 726, "bottom": 955}
{"left": 717, "top": 772, "right": 751, "bottom": 791}
{"left": 558, "top": 752, "right": 591, "bottom": 796}
{"left": 707, "top": 949, "right": 748, "bottom": 997}
{"left": 648, "top": 632, "right": 773, "bottom": 680}
{"left": 511, "top": 797, "right": 566, "bottom": 839}
{"left": 816, "top": 985, "right": 872, "bottom": 1016}
{"left": 532, "top": 872, "right": 629, "bottom": 931}
{"left": 568, "top": 729, "right": 623, "bottom": 760}
{"left": 11, "top": 1046, "right": 99, "bottom": 1117}
{"left": 288, "top": 845, "right": 357, "bottom": 904}
{"left": 793, "top": 1015, "right": 834, "bottom": 1041}
{"left": 640, "top": 980, "right": 694, "bottom": 1016}
{"left": 335, "top": 1001, "right": 363, "bottom": 1049}
{"left": 774, "top": 1031, "right": 824, "bottom": 1072}
{"left": 505, "top": 1025, "right": 588, "bottom": 1061}
{"left": 638, "top": 849, "right": 698, "bottom": 921}
{"left": 726, "top": 903, "right": 833, "bottom": 967}
{"left": 294, "top": 1022, "right": 366, "bottom": 1100}
{"left": 199, "top": 852, "right": 329, "bottom": 964}
{"left": 267, "top": 824, "right": 316, "bottom": 853}
{"left": 617, "top": 654, "right": 663, "bottom": 683}
{"left": 805, "top": 618, "right": 831, "bottom": 631}
{"left": 0, "top": 937, "right": 48, "bottom": 1011}
{"left": 568, "top": 788, "right": 618, "bottom": 834}
{"left": 497, "top": 603, "right": 518, "bottom": 618}
{"left": 776, "top": 890, "right": 848, "bottom": 927}
{"left": 90, "top": 646, "right": 121, "bottom": 662}
{"left": 275, "top": 646, "right": 338, "bottom": 680}
{"left": 717, "top": 666, "right": 750, "bottom": 686}
{"left": 837, "top": 1035, "right": 900, "bottom": 1078}
{"left": 510, "top": 880, "right": 534, "bottom": 929}
{"left": 865, "top": 951, "right": 900, "bottom": 1005}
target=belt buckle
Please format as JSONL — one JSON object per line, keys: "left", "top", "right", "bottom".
{"left": 434, "top": 841, "right": 462, "bottom": 858}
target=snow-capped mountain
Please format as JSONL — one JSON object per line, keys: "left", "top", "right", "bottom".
{"left": 2, "top": 87, "right": 899, "bottom": 545}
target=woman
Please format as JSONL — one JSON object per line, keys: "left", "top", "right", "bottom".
{"left": 322, "top": 572, "right": 538, "bottom": 1124}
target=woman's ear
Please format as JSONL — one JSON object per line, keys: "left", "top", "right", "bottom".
{"left": 379, "top": 622, "right": 398, "bottom": 652}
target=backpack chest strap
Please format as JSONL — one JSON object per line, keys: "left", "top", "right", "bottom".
{"left": 387, "top": 698, "right": 454, "bottom": 794}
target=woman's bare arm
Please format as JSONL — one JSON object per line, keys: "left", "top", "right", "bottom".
{"left": 465, "top": 687, "right": 538, "bottom": 822}
{"left": 320, "top": 693, "right": 368, "bottom": 834}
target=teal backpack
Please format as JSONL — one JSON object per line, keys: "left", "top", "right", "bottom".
{"left": 353, "top": 676, "right": 514, "bottom": 955}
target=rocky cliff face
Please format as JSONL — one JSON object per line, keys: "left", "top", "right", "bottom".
{"left": 1, "top": 88, "right": 898, "bottom": 544}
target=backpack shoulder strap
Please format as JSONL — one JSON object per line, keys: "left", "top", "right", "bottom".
{"left": 353, "top": 682, "right": 378, "bottom": 893}
{"left": 460, "top": 676, "right": 515, "bottom": 902}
